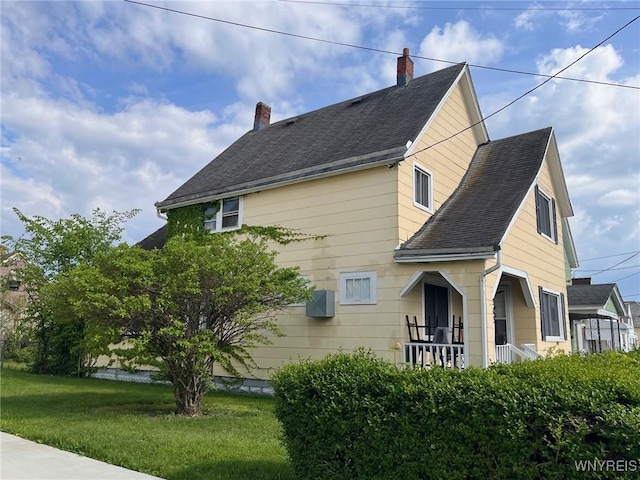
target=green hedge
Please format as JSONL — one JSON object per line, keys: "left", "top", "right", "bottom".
{"left": 272, "top": 349, "right": 640, "bottom": 480}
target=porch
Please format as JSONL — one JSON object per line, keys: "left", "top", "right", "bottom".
{"left": 403, "top": 314, "right": 465, "bottom": 370}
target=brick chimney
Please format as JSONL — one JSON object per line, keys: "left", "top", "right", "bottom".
{"left": 397, "top": 47, "right": 414, "bottom": 86}
{"left": 253, "top": 102, "right": 271, "bottom": 131}
{"left": 572, "top": 277, "right": 592, "bottom": 285}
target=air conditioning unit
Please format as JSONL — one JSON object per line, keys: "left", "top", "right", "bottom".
{"left": 306, "top": 290, "right": 335, "bottom": 318}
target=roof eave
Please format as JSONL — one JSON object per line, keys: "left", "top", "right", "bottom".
{"left": 394, "top": 247, "right": 496, "bottom": 263}
{"left": 157, "top": 147, "right": 406, "bottom": 211}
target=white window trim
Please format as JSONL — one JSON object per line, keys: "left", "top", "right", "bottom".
{"left": 339, "top": 270, "right": 377, "bottom": 305}
{"left": 541, "top": 287, "right": 564, "bottom": 342}
{"left": 413, "top": 162, "right": 434, "bottom": 213}
{"left": 289, "top": 275, "right": 311, "bottom": 307}
{"left": 536, "top": 187, "right": 555, "bottom": 243}
{"left": 204, "top": 197, "right": 243, "bottom": 233}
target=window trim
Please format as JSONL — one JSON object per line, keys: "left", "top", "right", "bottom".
{"left": 413, "top": 162, "right": 433, "bottom": 213}
{"left": 539, "top": 287, "right": 566, "bottom": 342}
{"left": 339, "top": 270, "right": 377, "bottom": 305}
{"left": 204, "top": 197, "right": 243, "bottom": 233}
{"left": 535, "top": 186, "right": 557, "bottom": 244}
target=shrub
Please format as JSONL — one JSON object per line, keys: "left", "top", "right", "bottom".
{"left": 271, "top": 350, "right": 640, "bottom": 480}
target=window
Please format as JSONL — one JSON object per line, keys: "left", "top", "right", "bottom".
{"left": 539, "top": 287, "right": 566, "bottom": 342}
{"left": 289, "top": 275, "right": 311, "bottom": 306}
{"left": 339, "top": 271, "right": 377, "bottom": 305}
{"left": 204, "top": 197, "right": 242, "bottom": 232}
{"left": 535, "top": 186, "right": 557, "bottom": 243}
{"left": 413, "top": 163, "right": 433, "bottom": 212}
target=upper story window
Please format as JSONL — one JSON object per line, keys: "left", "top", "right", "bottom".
{"left": 539, "top": 287, "right": 566, "bottom": 342}
{"left": 413, "top": 163, "right": 433, "bottom": 212}
{"left": 204, "top": 197, "right": 242, "bottom": 232}
{"left": 535, "top": 186, "right": 557, "bottom": 243}
{"left": 339, "top": 271, "right": 377, "bottom": 305}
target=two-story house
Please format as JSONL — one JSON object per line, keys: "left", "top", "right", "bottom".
{"left": 142, "top": 48, "right": 579, "bottom": 381}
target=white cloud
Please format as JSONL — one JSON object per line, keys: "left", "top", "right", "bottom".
{"left": 599, "top": 189, "right": 640, "bottom": 207}
{"left": 513, "top": 6, "right": 601, "bottom": 33}
{"left": 418, "top": 21, "right": 504, "bottom": 72}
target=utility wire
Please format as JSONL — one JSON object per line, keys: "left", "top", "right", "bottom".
{"left": 588, "top": 251, "right": 640, "bottom": 276}
{"left": 576, "top": 265, "right": 640, "bottom": 273}
{"left": 279, "top": 0, "right": 640, "bottom": 11}
{"left": 579, "top": 250, "right": 640, "bottom": 262}
{"left": 122, "top": 0, "right": 639, "bottom": 91}
{"left": 406, "top": 14, "right": 640, "bottom": 159}
{"left": 613, "top": 270, "right": 640, "bottom": 283}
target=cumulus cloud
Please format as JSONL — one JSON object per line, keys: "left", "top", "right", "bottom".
{"left": 599, "top": 189, "right": 640, "bottom": 207}
{"left": 418, "top": 21, "right": 504, "bottom": 73}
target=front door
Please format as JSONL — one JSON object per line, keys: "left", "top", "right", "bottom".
{"left": 494, "top": 288, "right": 508, "bottom": 346}
{"left": 424, "top": 283, "right": 449, "bottom": 342}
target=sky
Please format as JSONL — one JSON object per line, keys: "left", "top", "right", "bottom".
{"left": 1, "top": 0, "right": 639, "bottom": 300}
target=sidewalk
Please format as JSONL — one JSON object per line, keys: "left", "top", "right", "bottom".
{"left": 1, "top": 432, "right": 164, "bottom": 480}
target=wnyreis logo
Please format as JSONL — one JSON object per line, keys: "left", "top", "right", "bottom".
{"left": 574, "top": 459, "right": 639, "bottom": 472}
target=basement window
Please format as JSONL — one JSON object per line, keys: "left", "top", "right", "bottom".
{"left": 204, "top": 197, "right": 242, "bottom": 232}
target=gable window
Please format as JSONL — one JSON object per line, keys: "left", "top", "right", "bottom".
{"left": 340, "top": 271, "right": 377, "bottom": 305}
{"left": 413, "top": 163, "right": 433, "bottom": 212}
{"left": 535, "top": 186, "right": 557, "bottom": 243}
{"left": 539, "top": 287, "right": 566, "bottom": 342}
{"left": 204, "top": 197, "right": 242, "bottom": 232}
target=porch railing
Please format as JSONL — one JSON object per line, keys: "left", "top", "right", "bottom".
{"left": 404, "top": 343, "right": 465, "bottom": 370}
{"left": 495, "top": 343, "right": 543, "bottom": 365}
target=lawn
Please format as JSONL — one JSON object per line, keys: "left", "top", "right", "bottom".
{"left": 0, "top": 365, "right": 295, "bottom": 480}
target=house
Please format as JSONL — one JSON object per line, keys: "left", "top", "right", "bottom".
{"left": 0, "top": 249, "right": 29, "bottom": 350}
{"left": 142, "top": 48, "right": 579, "bottom": 381}
{"left": 567, "top": 278, "right": 635, "bottom": 353}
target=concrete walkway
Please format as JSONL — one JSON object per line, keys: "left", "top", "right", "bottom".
{"left": 1, "top": 432, "right": 164, "bottom": 480}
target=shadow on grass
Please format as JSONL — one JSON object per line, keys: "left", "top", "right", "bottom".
{"left": 169, "top": 459, "right": 296, "bottom": 480}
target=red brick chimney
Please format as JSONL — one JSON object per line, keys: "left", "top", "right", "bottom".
{"left": 572, "top": 277, "right": 592, "bottom": 285}
{"left": 253, "top": 102, "right": 271, "bottom": 131}
{"left": 397, "top": 47, "right": 414, "bottom": 86}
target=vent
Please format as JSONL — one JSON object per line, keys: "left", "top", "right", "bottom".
{"left": 286, "top": 117, "right": 298, "bottom": 125}
{"left": 350, "top": 97, "right": 363, "bottom": 106}
{"left": 305, "top": 290, "right": 335, "bottom": 318}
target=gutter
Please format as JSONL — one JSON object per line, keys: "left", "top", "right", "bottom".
{"left": 479, "top": 244, "right": 501, "bottom": 368}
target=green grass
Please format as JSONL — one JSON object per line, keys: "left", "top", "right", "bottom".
{"left": 0, "top": 365, "right": 295, "bottom": 480}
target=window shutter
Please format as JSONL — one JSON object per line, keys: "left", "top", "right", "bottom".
{"left": 534, "top": 186, "right": 542, "bottom": 234}
{"left": 560, "top": 292, "right": 567, "bottom": 340}
{"left": 539, "top": 286, "right": 546, "bottom": 340}
{"left": 551, "top": 198, "right": 558, "bottom": 244}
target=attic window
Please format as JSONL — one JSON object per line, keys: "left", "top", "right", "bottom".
{"left": 413, "top": 163, "right": 433, "bottom": 213}
{"left": 204, "top": 197, "right": 242, "bottom": 233}
{"left": 535, "top": 186, "right": 557, "bottom": 243}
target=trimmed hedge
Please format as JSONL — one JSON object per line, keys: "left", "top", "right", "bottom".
{"left": 272, "top": 349, "right": 640, "bottom": 480}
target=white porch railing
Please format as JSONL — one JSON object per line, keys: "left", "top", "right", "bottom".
{"left": 404, "top": 343, "right": 464, "bottom": 371}
{"left": 495, "top": 343, "right": 543, "bottom": 364}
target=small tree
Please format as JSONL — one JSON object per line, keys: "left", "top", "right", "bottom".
{"left": 60, "top": 232, "right": 312, "bottom": 415}
{"left": 1, "top": 208, "right": 138, "bottom": 374}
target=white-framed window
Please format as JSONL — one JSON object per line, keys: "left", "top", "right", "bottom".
{"left": 289, "top": 275, "right": 311, "bottom": 307}
{"left": 539, "top": 287, "right": 566, "bottom": 342}
{"left": 413, "top": 163, "right": 433, "bottom": 212}
{"left": 535, "top": 186, "right": 557, "bottom": 243}
{"left": 339, "top": 271, "right": 377, "bottom": 305}
{"left": 204, "top": 197, "right": 242, "bottom": 232}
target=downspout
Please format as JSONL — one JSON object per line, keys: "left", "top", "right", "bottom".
{"left": 479, "top": 244, "right": 501, "bottom": 368}
{"left": 156, "top": 205, "right": 168, "bottom": 221}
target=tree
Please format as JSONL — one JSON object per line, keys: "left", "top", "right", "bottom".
{"left": 58, "top": 232, "right": 312, "bottom": 415}
{"left": 1, "top": 208, "right": 138, "bottom": 375}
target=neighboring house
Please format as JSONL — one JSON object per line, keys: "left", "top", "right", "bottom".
{"left": 141, "top": 49, "right": 579, "bottom": 379}
{"left": 567, "top": 278, "right": 635, "bottom": 353}
{"left": 624, "top": 300, "right": 639, "bottom": 350}
{"left": 0, "top": 250, "right": 29, "bottom": 350}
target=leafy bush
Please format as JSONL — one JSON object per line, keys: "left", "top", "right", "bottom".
{"left": 272, "top": 349, "right": 640, "bottom": 480}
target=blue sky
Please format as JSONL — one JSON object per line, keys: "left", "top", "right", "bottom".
{"left": 1, "top": 1, "right": 639, "bottom": 299}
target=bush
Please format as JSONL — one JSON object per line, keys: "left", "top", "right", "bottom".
{"left": 271, "top": 349, "right": 640, "bottom": 480}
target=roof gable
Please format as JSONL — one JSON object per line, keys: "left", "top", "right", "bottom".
{"left": 396, "top": 127, "right": 553, "bottom": 257}
{"left": 157, "top": 63, "right": 466, "bottom": 210}
{"left": 568, "top": 283, "right": 626, "bottom": 316}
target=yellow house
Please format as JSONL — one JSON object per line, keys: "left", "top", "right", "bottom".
{"left": 145, "top": 49, "right": 579, "bottom": 381}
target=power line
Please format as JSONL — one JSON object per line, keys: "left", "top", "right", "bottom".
{"left": 613, "top": 270, "right": 640, "bottom": 283}
{"left": 579, "top": 250, "right": 640, "bottom": 262}
{"left": 575, "top": 264, "right": 640, "bottom": 273}
{"left": 122, "top": 0, "right": 639, "bottom": 91}
{"left": 279, "top": 0, "right": 640, "bottom": 11}
{"left": 407, "top": 14, "right": 640, "bottom": 159}
{"left": 589, "top": 251, "right": 640, "bottom": 276}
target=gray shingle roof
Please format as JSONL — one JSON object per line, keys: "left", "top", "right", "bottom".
{"left": 567, "top": 284, "right": 616, "bottom": 307}
{"left": 157, "top": 63, "right": 466, "bottom": 209}
{"left": 137, "top": 225, "right": 167, "bottom": 250}
{"left": 396, "top": 127, "right": 553, "bottom": 256}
